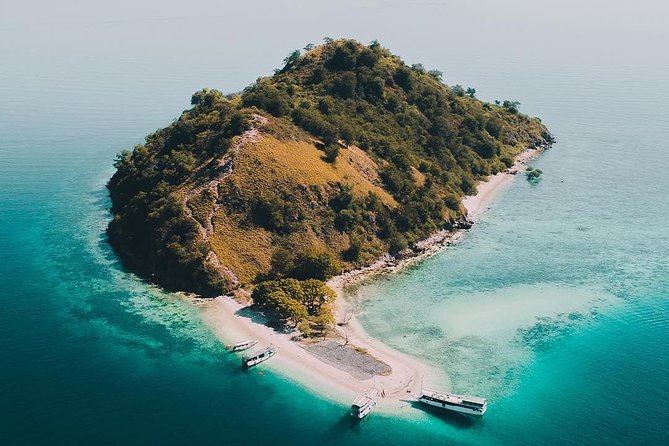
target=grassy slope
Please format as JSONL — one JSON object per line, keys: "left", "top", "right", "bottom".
{"left": 194, "top": 129, "right": 396, "bottom": 284}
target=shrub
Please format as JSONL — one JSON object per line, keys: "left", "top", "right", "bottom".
{"left": 526, "top": 167, "right": 543, "bottom": 183}
{"left": 323, "top": 143, "right": 340, "bottom": 163}
{"left": 326, "top": 43, "right": 359, "bottom": 71}
{"left": 388, "top": 233, "right": 408, "bottom": 254}
{"left": 330, "top": 72, "right": 357, "bottom": 98}
{"left": 393, "top": 66, "right": 413, "bottom": 91}
{"left": 452, "top": 85, "right": 465, "bottom": 97}
{"left": 289, "top": 251, "right": 341, "bottom": 280}
{"left": 343, "top": 234, "right": 363, "bottom": 261}
{"left": 502, "top": 100, "right": 521, "bottom": 114}
{"left": 252, "top": 279, "right": 335, "bottom": 328}
{"left": 242, "top": 83, "right": 292, "bottom": 117}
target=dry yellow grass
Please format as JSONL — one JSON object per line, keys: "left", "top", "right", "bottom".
{"left": 410, "top": 166, "right": 426, "bottom": 187}
{"left": 205, "top": 133, "right": 398, "bottom": 283}
{"left": 209, "top": 212, "right": 273, "bottom": 284}
{"left": 233, "top": 135, "right": 396, "bottom": 206}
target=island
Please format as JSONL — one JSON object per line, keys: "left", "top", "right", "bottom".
{"left": 107, "top": 39, "right": 552, "bottom": 404}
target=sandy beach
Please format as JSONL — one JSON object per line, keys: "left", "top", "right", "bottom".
{"left": 462, "top": 147, "right": 543, "bottom": 220}
{"left": 196, "top": 295, "right": 435, "bottom": 411}
{"left": 194, "top": 146, "right": 546, "bottom": 409}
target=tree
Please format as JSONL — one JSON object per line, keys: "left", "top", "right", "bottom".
{"left": 323, "top": 143, "right": 340, "bottom": 163}
{"left": 113, "top": 150, "right": 133, "bottom": 171}
{"left": 357, "top": 48, "right": 379, "bottom": 68}
{"left": 283, "top": 50, "right": 301, "bottom": 69}
{"left": 190, "top": 88, "right": 223, "bottom": 108}
{"left": 326, "top": 44, "right": 358, "bottom": 71}
{"left": 276, "top": 278, "right": 305, "bottom": 302}
{"left": 466, "top": 87, "right": 476, "bottom": 98}
{"left": 502, "top": 100, "right": 521, "bottom": 113}
{"left": 270, "top": 247, "right": 295, "bottom": 277}
{"left": 284, "top": 298, "right": 309, "bottom": 325}
{"left": 393, "top": 66, "right": 413, "bottom": 91}
{"left": 242, "top": 82, "right": 292, "bottom": 117}
{"left": 289, "top": 251, "right": 341, "bottom": 280}
{"left": 253, "top": 282, "right": 307, "bottom": 325}
{"left": 300, "top": 279, "right": 336, "bottom": 314}
{"left": 388, "top": 233, "right": 408, "bottom": 254}
{"left": 428, "top": 69, "right": 443, "bottom": 82}
{"left": 250, "top": 194, "right": 289, "bottom": 232}
{"left": 330, "top": 72, "right": 357, "bottom": 98}
{"left": 264, "top": 290, "right": 307, "bottom": 325}
{"left": 452, "top": 84, "right": 465, "bottom": 97}
{"left": 343, "top": 233, "right": 363, "bottom": 261}
{"left": 252, "top": 278, "right": 333, "bottom": 329}
{"left": 311, "top": 304, "right": 334, "bottom": 334}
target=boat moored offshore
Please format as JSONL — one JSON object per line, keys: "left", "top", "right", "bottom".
{"left": 242, "top": 346, "right": 276, "bottom": 368}
{"left": 350, "top": 388, "right": 381, "bottom": 419}
{"left": 412, "top": 388, "right": 487, "bottom": 416}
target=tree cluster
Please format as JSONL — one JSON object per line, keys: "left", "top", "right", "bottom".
{"left": 252, "top": 278, "right": 336, "bottom": 334}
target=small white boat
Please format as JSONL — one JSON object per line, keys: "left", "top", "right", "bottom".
{"left": 350, "top": 388, "right": 380, "bottom": 419}
{"left": 230, "top": 340, "right": 258, "bottom": 352}
{"left": 242, "top": 347, "right": 276, "bottom": 368}
{"left": 411, "top": 387, "right": 487, "bottom": 416}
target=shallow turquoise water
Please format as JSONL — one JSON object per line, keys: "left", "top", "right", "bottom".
{"left": 1, "top": 1, "right": 668, "bottom": 444}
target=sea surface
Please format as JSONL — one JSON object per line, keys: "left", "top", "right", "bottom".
{"left": 1, "top": 1, "right": 667, "bottom": 444}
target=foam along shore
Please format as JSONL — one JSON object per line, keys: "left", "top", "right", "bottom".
{"left": 195, "top": 145, "right": 546, "bottom": 409}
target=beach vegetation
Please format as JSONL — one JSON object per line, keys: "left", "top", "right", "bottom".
{"left": 251, "top": 278, "right": 336, "bottom": 331}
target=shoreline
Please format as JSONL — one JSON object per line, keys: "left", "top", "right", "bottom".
{"left": 196, "top": 294, "right": 439, "bottom": 411}
{"left": 195, "top": 145, "right": 547, "bottom": 410}
{"left": 328, "top": 145, "right": 546, "bottom": 292}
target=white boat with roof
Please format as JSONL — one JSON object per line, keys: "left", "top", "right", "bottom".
{"left": 230, "top": 340, "right": 258, "bottom": 352}
{"left": 242, "top": 346, "right": 276, "bottom": 368}
{"left": 411, "top": 387, "right": 487, "bottom": 416}
{"left": 350, "top": 388, "right": 380, "bottom": 419}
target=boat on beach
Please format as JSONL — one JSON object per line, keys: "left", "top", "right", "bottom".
{"left": 242, "top": 346, "right": 276, "bottom": 368}
{"left": 230, "top": 340, "right": 258, "bottom": 352}
{"left": 350, "top": 388, "right": 381, "bottom": 419}
{"left": 410, "top": 387, "right": 487, "bottom": 416}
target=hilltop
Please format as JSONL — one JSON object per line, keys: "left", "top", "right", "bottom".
{"left": 107, "top": 39, "right": 552, "bottom": 328}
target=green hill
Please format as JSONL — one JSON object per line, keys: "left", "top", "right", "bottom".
{"left": 107, "top": 39, "right": 552, "bottom": 303}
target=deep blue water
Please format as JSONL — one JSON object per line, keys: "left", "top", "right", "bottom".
{"left": 1, "top": 1, "right": 668, "bottom": 444}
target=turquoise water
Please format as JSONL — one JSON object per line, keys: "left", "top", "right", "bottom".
{"left": 1, "top": 1, "right": 668, "bottom": 444}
